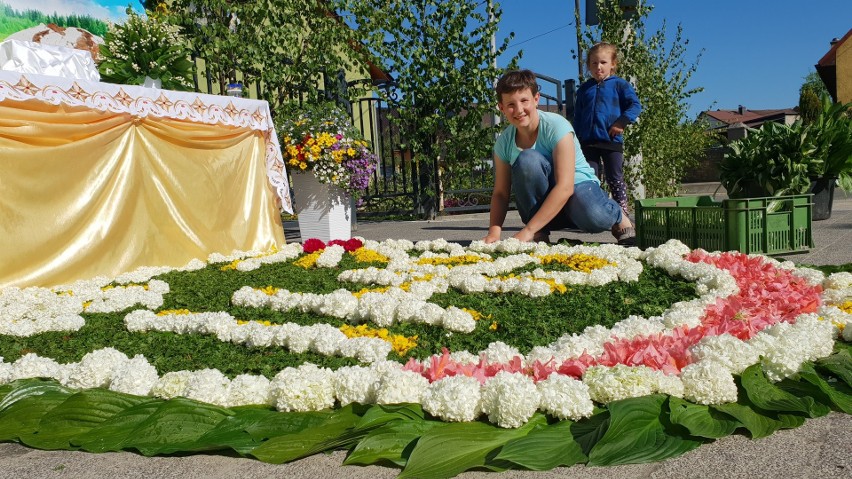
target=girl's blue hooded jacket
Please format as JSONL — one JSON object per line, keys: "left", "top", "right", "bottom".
{"left": 573, "top": 75, "right": 642, "bottom": 146}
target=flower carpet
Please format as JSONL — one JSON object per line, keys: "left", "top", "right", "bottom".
{"left": 0, "top": 238, "right": 850, "bottom": 478}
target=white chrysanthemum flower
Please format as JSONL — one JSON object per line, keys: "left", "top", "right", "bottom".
{"left": 422, "top": 375, "right": 482, "bottom": 422}
{"left": 151, "top": 370, "right": 193, "bottom": 399}
{"left": 481, "top": 371, "right": 540, "bottom": 428}
{"left": 582, "top": 365, "right": 657, "bottom": 404}
{"left": 537, "top": 374, "right": 594, "bottom": 421}
{"left": 337, "top": 336, "right": 392, "bottom": 363}
{"left": 441, "top": 306, "right": 476, "bottom": 333}
{"left": 0, "top": 287, "right": 85, "bottom": 337}
{"left": 316, "top": 245, "right": 345, "bottom": 268}
{"left": 449, "top": 350, "right": 480, "bottom": 365}
{"left": 0, "top": 361, "right": 12, "bottom": 385}
{"left": 10, "top": 353, "right": 64, "bottom": 381}
{"left": 690, "top": 334, "right": 760, "bottom": 374}
{"left": 309, "top": 323, "right": 347, "bottom": 356}
{"left": 609, "top": 315, "right": 665, "bottom": 340}
{"left": 824, "top": 271, "right": 852, "bottom": 290}
{"left": 333, "top": 366, "right": 380, "bottom": 406}
{"left": 286, "top": 325, "right": 315, "bottom": 354}
{"left": 183, "top": 369, "right": 231, "bottom": 406}
{"left": 109, "top": 354, "right": 159, "bottom": 396}
{"left": 375, "top": 368, "right": 429, "bottom": 405}
{"left": 680, "top": 360, "right": 738, "bottom": 405}
{"left": 65, "top": 348, "right": 130, "bottom": 389}
{"left": 481, "top": 341, "right": 522, "bottom": 364}
{"left": 226, "top": 374, "right": 273, "bottom": 407}
{"left": 271, "top": 364, "right": 335, "bottom": 412}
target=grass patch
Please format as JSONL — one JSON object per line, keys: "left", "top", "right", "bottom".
{"left": 0, "top": 252, "right": 698, "bottom": 378}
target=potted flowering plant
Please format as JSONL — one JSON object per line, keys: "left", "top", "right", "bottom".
{"left": 278, "top": 102, "right": 378, "bottom": 197}
{"left": 278, "top": 102, "right": 378, "bottom": 242}
{"left": 98, "top": 7, "right": 195, "bottom": 91}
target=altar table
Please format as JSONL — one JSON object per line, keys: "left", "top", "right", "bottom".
{"left": 0, "top": 70, "right": 292, "bottom": 288}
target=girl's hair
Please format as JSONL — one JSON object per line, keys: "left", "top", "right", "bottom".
{"left": 495, "top": 69, "right": 539, "bottom": 101}
{"left": 587, "top": 42, "right": 619, "bottom": 72}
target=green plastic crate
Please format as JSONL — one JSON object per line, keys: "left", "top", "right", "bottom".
{"left": 635, "top": 195, "right": 813, "bottom": 255}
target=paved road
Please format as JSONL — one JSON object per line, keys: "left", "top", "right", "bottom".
{"left": 2, "top": 188, "right": 850, "bottom": 478}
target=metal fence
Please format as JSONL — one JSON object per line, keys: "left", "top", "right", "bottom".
{"left": 347, "top": 73, "right": 576, "bottom": 218}
{"left": 191, "top": 56, "right": 576, "bottom": 219}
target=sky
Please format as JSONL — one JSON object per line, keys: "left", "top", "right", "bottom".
{"left": 5, "top": 0, "right": 850, "bottom": 120}
{"left": 494, "top": 0, "right": 852, "bottom": 119}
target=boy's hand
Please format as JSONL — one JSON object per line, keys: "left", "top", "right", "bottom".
{"left": 483, "top": 232, "right": 501, "bottom": 243}
{"left": 483, "top": 226, "right": 502, "bottom": 243}
{"left": 512, "top": 228, "right": 535, "bottom": 242}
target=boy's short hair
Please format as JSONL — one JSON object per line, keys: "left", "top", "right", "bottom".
{"left": 495, "top": 69, "right": 539, "bottom": 102}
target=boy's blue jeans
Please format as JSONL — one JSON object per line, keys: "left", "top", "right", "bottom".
{"left": 511, "top": 149, "right": 623, "bottom": 234}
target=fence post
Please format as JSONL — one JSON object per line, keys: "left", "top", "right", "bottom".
{"left": 564, "top": 79, "right": 576, "bottom": 122}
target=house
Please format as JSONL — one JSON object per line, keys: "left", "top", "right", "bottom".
{"left": 697, "top": 106, "right": 799, "bottom": 140}
{"left": 684, "top": 106, "right": 799, "bottom": 183}
{"left": 815, "top": 27, "right": 852, "bottom": 104}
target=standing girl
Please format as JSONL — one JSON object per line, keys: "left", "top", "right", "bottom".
{"left": 573, "top": 42, "right": 642, "bottom": 215}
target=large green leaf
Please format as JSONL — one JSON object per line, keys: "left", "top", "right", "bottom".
{"left": 710, "top": 401, "right": 781, "bottom": 439}
{"left": 22, "top": 389, "right": 150, "bottom": 450}
{"left": 72, "top": 399, "right": 163, "bottom": 453}
{"left": 0, "top": 379, "right": 73, "bottom": 412}
{"left": 570, "top": 408, "right": 609, "bottom": 456}
{"left": 119, "top": 397, "right": 234, "bottom": 456}
{"left": 191, "top": 406, "right": 338, "bottom": 456}
{"left": 0, "top": 390, "right": 73, "bottom": 442}
{"left": 668, "top": 397, "right": 740, "bottom": 438}
{"left": 587, "top": 395, "right": 702, "bottom": 466}
{"left": 797, "top": 363, "right": 852, "bottom": 414}
{"left": 353, "top": 403, "right": 425, "bottom": 431}
{"left": 398, "top": 414, "right": 546, "bottom": 479}
{"left": 740, "top": 364, "right": 830, "bottom": 417}
{"left": 345, "top": 419, "right": 440, "bottom": 467}
{"left": 250, "top": 404, "right": 363, "bottom": 464}
{"left": 491, "top": 420, "right": 587, "bottom": 471}
{"left": 816, "top": 350, "right": 852, "bottom": 387}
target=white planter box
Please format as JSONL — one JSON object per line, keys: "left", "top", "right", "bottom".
{"left": 291, "top": 172, "right": 352, "bottom": 242}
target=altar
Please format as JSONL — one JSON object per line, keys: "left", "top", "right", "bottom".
{"left": 0, "top": 70, "right": 292, "bottom": 288}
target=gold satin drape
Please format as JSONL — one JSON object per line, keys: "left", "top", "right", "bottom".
{"left": 0, "top": 99, "right": 285, "bottom": 288}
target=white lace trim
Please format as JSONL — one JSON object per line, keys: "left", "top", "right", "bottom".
{"left": 0, "top": 70, "right": 292, "bottom": 213}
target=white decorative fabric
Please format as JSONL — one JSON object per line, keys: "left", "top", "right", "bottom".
{"left": 0, "top": 39, "right": 100, "bottom": 82}
{"left": 0, "top": 69, "right": 292, "bottom": 213}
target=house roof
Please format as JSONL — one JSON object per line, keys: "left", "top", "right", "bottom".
{"left": 700, "top": 107, "right": 798, "bottom": 128}
{"left": 816, "top": 27, "right": 852, "bottom": 68}
{"left": 815, "top": 27, "right": 852, "bottom": 102}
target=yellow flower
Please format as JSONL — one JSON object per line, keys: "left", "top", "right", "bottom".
{"left": 339, "top": 324, "right": 417, "bottom": 356}
{"left": 157, "top": 309, "right": 191, "bottom": 316}
{"left": 294, "top": 251, "right": 321, "bottom": 269}
{"left": 415, "top": 255, "right": 491, "bottom": 267}
{"left": 349, "top": 248, "right": 390, "bottom": 264}
{"left": 839, "top": 300, "right": 852, "bottom": 314}
{"left": 258, "top": 285, "right": 279, "bottom": 295}
{"left": 535, "top": 253, "right": 613, "bottom": 272}
{"left": 461, "top": 308, "right": 490, "bottom": 322}
{"left": 489, "top": 321, "right": 498, "bottom": 331}
{"left": 220, "top": 260, "right": 240, "bottom": 271}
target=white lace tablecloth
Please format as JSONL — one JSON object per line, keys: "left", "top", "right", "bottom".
{"left": 0, "top": 69, "right": 292, "bottom": 213}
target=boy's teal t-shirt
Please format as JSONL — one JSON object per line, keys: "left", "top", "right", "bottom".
{"left": 493, "top": 111, "right": 600, "bottom": 185}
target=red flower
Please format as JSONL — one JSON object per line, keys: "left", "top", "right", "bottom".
{"left": 302, "top": 238, "right": 326, "bottom": 253}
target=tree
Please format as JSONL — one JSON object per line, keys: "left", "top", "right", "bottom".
{"left": 576, "top": 0, "right": 712, "bottom": 199}
{"left": 799, "top": 71, "right": 830, "bottom": 126}
{"left": 166, "top": 0, "right": 371, "bottom": 120}
{"left": 339, "top": 0, "right": 516, "bottom": 218}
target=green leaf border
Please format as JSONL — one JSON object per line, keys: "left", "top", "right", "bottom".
{"left": 0, "top": 349, "right": 849, "bottom": 478}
